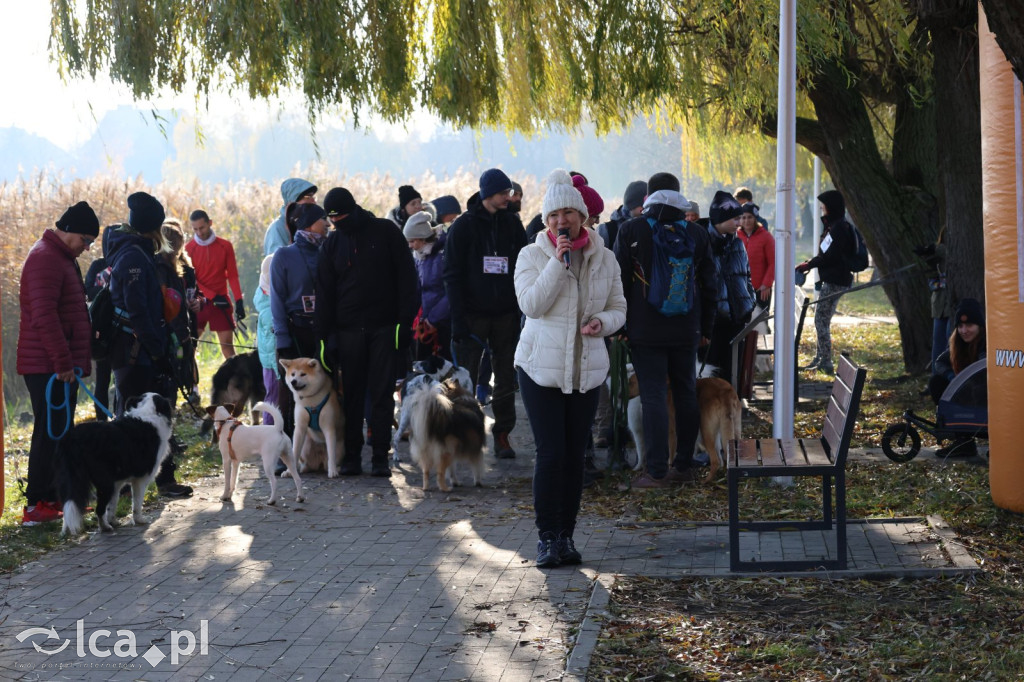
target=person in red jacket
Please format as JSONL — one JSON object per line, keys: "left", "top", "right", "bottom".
{"left": 17, "top": 201, "right": 99, "bottom": 525}
{"left": 185, "top": 210, "right": 244, "bottom": 358}
{"left": 737, "top": 203, "right": 775, "bottom": 320}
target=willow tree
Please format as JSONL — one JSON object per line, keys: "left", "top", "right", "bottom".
{"left": 51, "top": 0, "right": 983, "bottom": 371}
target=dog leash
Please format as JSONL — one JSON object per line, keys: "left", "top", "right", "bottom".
{"left": 46, "top": 368, "right": 116, "bottom": 439}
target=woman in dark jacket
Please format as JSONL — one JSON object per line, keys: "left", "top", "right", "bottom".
{"left": 108, "top": 192, "right": 192, "bottom": 496}
{"left": 796, "top": 189, "right": 855, "bottom": 375}
{"left": 156, "top": 219, "right": 199, "bottom": 406}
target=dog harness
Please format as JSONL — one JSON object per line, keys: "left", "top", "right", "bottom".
{"left": 304, "top": 392, "right": 331, "bottom": 433}
{"left": 214, "top": 418, "right": 243, "bottom": 461}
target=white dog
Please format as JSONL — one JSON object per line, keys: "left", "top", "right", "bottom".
{"left": 207, "top": 402, "right": 304, "bottom": 505}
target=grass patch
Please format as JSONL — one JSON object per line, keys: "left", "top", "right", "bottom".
{"left": 587, "top": 298, "right": 1020, "bottom": 680}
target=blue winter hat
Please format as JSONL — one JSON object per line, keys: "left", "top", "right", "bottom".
{"left": 127, "top": 192, "right": 165, "bottom": 234}
{"left": 431, "top": 195, "right": 461, "bottom": 218}
{"left": 479, "top": 168, "right": 513, "bottom": 200}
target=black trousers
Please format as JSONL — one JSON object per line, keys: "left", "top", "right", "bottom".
{"left": 24, "top": 374, "right": 79, "bottom": 506}
{"left": 451, "top": 311, "right": 520, "bottom": 436}
{"left": 336, "top": 327, "right": 398, "bottom": 465}
{"left": 113, "top": 363, "right": 177, "bottom": 485}
{"left": 517, "top": 369, "right": 599, "bottom": 538}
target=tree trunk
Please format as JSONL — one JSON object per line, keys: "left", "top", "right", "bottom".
{"left": 918, "top": 0, "right": 985, "bottom": 306}
{"left": 806, "top": 60, "right": 934, "bottom": 372}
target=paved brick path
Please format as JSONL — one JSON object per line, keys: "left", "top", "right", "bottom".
{"left": 0, "top": 394, "right": 980, "bottom": 681}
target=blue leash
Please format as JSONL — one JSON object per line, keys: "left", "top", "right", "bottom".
{"left": 46, "top": 367, "right": 115, "bottom": 440}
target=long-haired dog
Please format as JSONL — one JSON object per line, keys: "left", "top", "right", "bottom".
{"left": 393, "top": 357, "right": 474, "bottom": 457}
{"left": 55, "top": 393, "right": 175, "bottom": 536}
{"left": 200, "top": 351, "right": 266, "bottom": 435}
{"left": 206, "top": 402, "right": 304, "bottom": 505}
{"left": 627, "top": 364, "right": 741, "bottom": 482}
{"left": 408, "top": 377, "right": 486, "bottom": 492}
{"left": 280, "top": 358, "right": 344, "bottom": 478}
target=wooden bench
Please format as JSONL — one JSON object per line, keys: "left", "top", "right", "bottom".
{"left": 728, "top": 355, "right": 867, "bottom": 572}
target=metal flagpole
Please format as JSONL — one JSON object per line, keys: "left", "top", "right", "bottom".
{"left": 773, "top": 0, "right": 797, "bottom": 438}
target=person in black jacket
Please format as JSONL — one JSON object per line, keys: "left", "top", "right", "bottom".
{"left": 796, "top": 189, "right": 855, "bottom": 375}
{"left": 613, "top": 172, "right": 717, "bottom": 488}
{"left": 443, "top": 168, "right": 528, "bottom": 459}
{"left": 315, "top": 187, "right": 419, "bottom": 477}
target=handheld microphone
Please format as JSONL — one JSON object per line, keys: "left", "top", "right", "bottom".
{"left": 557, "top": 228, "right": 571, "bottom": 269}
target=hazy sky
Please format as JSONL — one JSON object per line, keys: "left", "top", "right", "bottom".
{"left": 0, "top": 2, "right": 436, "bottom": 150}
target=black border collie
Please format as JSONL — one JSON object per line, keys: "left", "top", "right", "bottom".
{"left": 55, "top": 392, "right": 174, "bottom": 536}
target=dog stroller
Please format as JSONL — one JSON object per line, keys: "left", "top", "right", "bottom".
{"left": 882, "top": 359, "right": 987, "bottom": 462}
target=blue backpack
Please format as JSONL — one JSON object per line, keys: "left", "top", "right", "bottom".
{"left": 646, "top": 218, "right": 696, "bottom": 316}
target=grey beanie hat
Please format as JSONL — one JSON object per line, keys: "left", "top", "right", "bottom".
{"left": 623, "top": 180, "right": 648, "bottom": 212}
{"left": 403, "top": 211, "right": 435, "bottom": 240}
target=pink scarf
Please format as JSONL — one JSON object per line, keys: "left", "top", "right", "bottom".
{"left": 546, "top": 228, "right": 590, "bottom": 253}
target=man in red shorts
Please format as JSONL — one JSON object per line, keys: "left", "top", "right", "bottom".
{"left": 186, "top": 209, "right": 244, "bottom": 358}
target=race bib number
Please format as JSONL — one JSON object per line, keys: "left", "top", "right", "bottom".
{"left": 483, "top": 256, "right": 509, "bottom": 274}
{"left": 302, "top": 295, "right": 316, "bottom": 313}
{"left": 820, "top": 234, "right": 833, "bottom": 253}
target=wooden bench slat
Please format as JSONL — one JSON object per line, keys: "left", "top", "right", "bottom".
{"left": 831, "top": 376, "right": 854, "bottom": 411}
{"left": 759, "top": 439, "right": 785, "bottom": 466}
{"left": 735, "top": 439, "right": 760, "bottom": 467}
{"left": 801, "top": 439, "right": 834, "bottom": 466}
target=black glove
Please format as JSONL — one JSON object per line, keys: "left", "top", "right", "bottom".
{"left": 234, "top": 299, "right": 246, "bottom": 321}
{"left": 278, "top": 345, "right": 298, "bottom": 361}
{"left": 212, "top": 295, "right": 232, "bottom": 311}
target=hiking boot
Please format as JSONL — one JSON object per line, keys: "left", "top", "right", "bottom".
{"left": 158, "top": 482, "right": 194, "bottom": 498}
{"left": 494, "top": 432, "right": 516, "bottom": 459}
{"left": 800, "top": 357, "right": 822, "bottom": 371}
{"left": 935, "top": 438, "right": 977, "bottom": 458}
{"left": 664, "top": 466, "right": 702, "bottom": 484}
{"left": 340, "top": 460, "right": 363, "bottom": 476}
{"left": 817, "top": 361, "right": 835, "bottom": 376}
{"left": 22, "top": 501, "right": 63, "bottom": 526}
{"left": 584, "top": 451, "right": 604, "bottom": 480}
{"left": 371, "top": 457, "right": 392, "bottom": 477}
{"left": 631, "top": 472, "right": 670, "bottom": 489}
{"left": 557, "top": 532, "right": 582, "bottom": 565}
{"left": 536, "top": 532, "right": 560, "bottom": 568}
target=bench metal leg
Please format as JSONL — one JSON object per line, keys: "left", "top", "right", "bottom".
{"left": 728, "top": 471, "right": 741, "bottom": 571}
{"left": 822, "top": 474, "right": 833, "bottom": 527}
{"left": 836, "top": 471, "right": 847, "bottom": 570}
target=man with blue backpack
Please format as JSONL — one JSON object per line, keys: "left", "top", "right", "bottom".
{"left": 614, "top": 172, "right": 717, "bottom": 488}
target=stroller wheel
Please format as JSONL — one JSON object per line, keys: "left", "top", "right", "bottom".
{"left": 882, "top": 423, "right": 921, "bottom": 462}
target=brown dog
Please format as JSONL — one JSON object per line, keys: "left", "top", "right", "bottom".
{"left": 279, "top": 358, "right": 345, "bottom": 478}
{"left": 696, "top": 377, "right": 742, "bottom": 481}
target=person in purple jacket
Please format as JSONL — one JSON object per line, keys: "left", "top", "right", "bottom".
{"left": 404, "top": 211, "right": 451, "bottom": 360}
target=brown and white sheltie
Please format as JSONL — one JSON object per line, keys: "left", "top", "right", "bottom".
{"left": 407, "top": 377, "right": 486, "bottom": 492}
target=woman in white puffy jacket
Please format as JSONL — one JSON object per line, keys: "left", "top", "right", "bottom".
{"left": 514, "top": 170, "right": 627, "bottom": 569}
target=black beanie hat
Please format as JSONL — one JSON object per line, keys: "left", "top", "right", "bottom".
{"left": 324, "top": 187, "right": 357, "bottom": 217}
{"left": 954, "top": 298, "right": 984, "bottom": 327}
{"left": 290, "top": 203, "right": 327, "bottom": 231}
{"left": 817, "top": 189, "right": 845, "bottom": 218}
{"left": 127, "top": 192, "right": 165, "bottom": 234}
{"left": 55, "top": 201, "right": 100, "bottom": 238}
{"left": 398, "top": 185, "right": 422, "bottom": 208}
{"left": 708, "top": 190, "right": 743, "bottom": 224}
{"left": 647, "top": 172, "right": 680, "bottom": 194}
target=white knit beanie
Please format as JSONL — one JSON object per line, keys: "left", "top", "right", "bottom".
{"left": 542, "top": 169, "right": 588, "bottom": 221}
